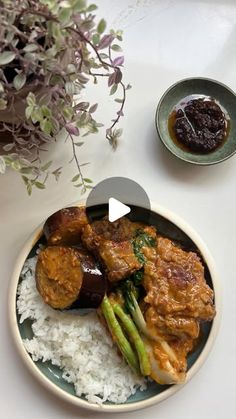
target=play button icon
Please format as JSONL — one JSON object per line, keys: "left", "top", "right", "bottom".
{"left": 108, "top": 198, "right": 131, "bottom": 222}
{"left": 86, "top": 176, "right": 151, "bottom": 225}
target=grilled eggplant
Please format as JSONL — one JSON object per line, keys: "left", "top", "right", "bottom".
{"left": 36, "top": 246, "right": 106, "bottom": 309}
{"left": 43, "top": 206, "right": 88, "bottom": 246}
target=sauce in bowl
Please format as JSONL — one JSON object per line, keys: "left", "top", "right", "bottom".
{"left": 168, "top": 95, "right": 230, "bottom": 153}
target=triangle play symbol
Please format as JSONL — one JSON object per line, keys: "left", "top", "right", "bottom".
{"left": 108, "top": 197, "right": 131, "bottom": 222}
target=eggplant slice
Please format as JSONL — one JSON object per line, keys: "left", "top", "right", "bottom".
{"left": 36, "top": 246, "right": 106, "bottom": 309}
{"left": 43, "top": 206, "right": 88, "bottom": 246}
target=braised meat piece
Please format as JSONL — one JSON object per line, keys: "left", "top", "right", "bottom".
{"left": 81, "top": 224, "right": 101, "bottom": 253}
{"left": 82, "top": 223, "right": 142, "bottom": 282}
{"left": 145, "top": 308, "right": 200, "bottom": 339}
{"left": 99, "top": 240, "right": 142, "bottom": 282}
{"left": 144, "top": 236, "right": 215, "bottom": 320}
{"left": 91, "top": 216, "right": 143, "bottom": 241}
{"left": 82, "top": 217, "right": 150, "bottom": 282}
{"left": 143, "top": 236, "right": 215, "bottom": 339}
{"left": 137, "top": 235, "right": 216, "bottom": 382}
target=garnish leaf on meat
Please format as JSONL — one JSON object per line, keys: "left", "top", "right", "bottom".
{"left": 132, "top": 230, "right": 156, "bottom": 264}
{"left": 101, "top": 295, "right": 140, "bottom": 375}
{"left": 130, "top": 268, "right": 144, "bottom": 285}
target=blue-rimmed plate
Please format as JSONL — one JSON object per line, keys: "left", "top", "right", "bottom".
{"left": 9, "top": 202, "right": 221, "bottom": 412}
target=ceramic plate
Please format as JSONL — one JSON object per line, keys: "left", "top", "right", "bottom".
{"left": 156, "top": 77, "right": 236, "bottom": 165}
{"left": 9, "top": 202, "right": 221, "bottom": 412}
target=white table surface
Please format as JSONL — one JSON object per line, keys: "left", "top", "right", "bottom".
{"left": 1, "top": 1, "right": 236, "bottom": 418}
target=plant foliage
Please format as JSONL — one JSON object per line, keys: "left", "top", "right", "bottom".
{"left": 0, "top": 0, "right": 128, "bottom": 194}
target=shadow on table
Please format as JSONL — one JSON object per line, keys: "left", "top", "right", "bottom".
{"left": 148, "top": 123, "right": 236, "bottom": 188}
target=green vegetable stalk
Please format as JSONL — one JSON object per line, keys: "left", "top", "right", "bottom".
{"left": 122, "top": 280, "right": 147, "bottom": 333}
{"left": 101, "top": 295, "right": 140, "bottom": 375}
{"left": 122, "top": 282, "right": 178, "bottom": 364}
{"left": 112, "top": 302, "right": 151, "bottom": 376}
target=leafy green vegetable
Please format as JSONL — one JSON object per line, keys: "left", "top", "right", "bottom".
{"left": 121, "top": 282, "right": 178, "bottom": 364}
{"left": 130, "top": 268, "right": 144, "bottom": 285}
{"left": 121, "top": 280, "right": 147, "bottom": 333}
{"left": 132, "top": 230, "right": 156, "bottom": 264}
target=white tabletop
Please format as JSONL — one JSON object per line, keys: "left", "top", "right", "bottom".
{"left": 1, "top": 1, "right": 236, "bottom": 418}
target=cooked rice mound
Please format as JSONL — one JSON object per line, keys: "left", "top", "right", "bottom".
{"left": 17, "top": 257, "right": 146, "bottom": 405}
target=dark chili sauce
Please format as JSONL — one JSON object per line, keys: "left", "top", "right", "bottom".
{"left": 168, "top": 95, "right": 230, "bottom": 153}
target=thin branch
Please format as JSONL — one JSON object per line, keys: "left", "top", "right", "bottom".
{"left": 109, "top": 82, "right": 126, "bottom": 130}
{"left": 69, "top": 133, "right": 87, "bottom": 193}
{"left": 108, "top": 44, "right": 112, "bottom": 64}
{"left": 67, "top": 26, "right": 115, "bottom": 72}
{"left": 89, "top": 71, "right": 109, "bottom": 77}
{"left": 1, "top": 22, "right": 29, "bottom": 42}
{"left": 77, "top": 48, "right": 84, "bottom": 72}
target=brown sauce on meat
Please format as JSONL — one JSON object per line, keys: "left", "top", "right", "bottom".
{"left": 168, "top": 95, "right": 230, "bottom": 153}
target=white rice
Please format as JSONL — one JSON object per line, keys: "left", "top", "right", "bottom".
{"left": 17, "top": 257, "right": 146, "bottom": 404}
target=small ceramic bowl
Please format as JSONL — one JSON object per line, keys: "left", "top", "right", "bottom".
{"left": 9, "top": 202, "right": 221, "bottom": 412}
{"left": 156, "top": 77, "right": 236, "bottom": 165}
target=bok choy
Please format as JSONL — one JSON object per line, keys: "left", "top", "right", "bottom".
{"left": 101, "top": 295, "right": 140, "bottom": 375}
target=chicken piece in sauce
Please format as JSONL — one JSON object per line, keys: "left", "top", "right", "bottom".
{"left": 81, "top": 218, "right": 146, "bottom": 282}
{"left": 139, "top": 235, "right": 215, "bottom": 383}
{"left": 144, "top": 236, "right": 215, "bottom": 322}
{"left": 99, "top": 240, "right": 142, "bottom": 282}
{"left": 91, "top": 216, "right": 143, "bottom": 241}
